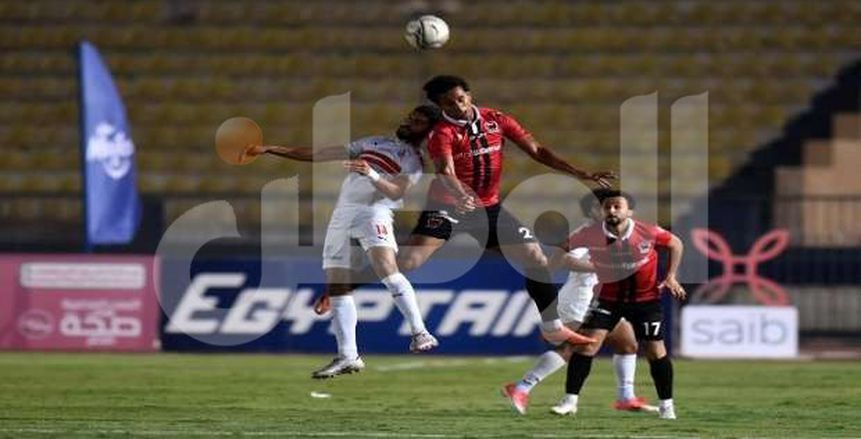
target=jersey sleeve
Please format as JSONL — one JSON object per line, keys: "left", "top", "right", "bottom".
{"left": 497, "top": 111, "right": 531, "bottom": 143}
{"left": 426, "top": 128, "right": 453, "bottom": 161}
{"left": 653, "top": 224, "right": 673, "bottom": 247}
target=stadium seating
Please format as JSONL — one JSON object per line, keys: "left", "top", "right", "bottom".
{"left": 0, "top": 0, "right": 858, "bottom": 239}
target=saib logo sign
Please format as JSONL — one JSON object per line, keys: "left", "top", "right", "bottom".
{"left": 86, "top": 122, "right": 135, "bottom": 180}
{"left": 681, "top": 229, "right": 798, "bottom": 359}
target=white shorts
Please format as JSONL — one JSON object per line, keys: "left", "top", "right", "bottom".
{"left": 557, "top": 277, "right": 597, "bottom": 325}
{"left": 322, "top": 205, "right": 397, "bottom": 270}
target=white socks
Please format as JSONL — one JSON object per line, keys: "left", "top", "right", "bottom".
{"left": 613, "top": 353, "right": 637, "bottom": 401}
{"left": 516, "top": 350, "right": 566, "bottom": 393}
{"left": 660, "top": 399, "right": 674, "bottom": 410}
{"left": 330, "top": 295, "right": 358, "bottom": 360}
{"left": 382, "top": 272, "right": 427, "bottom": 335}
{"left": 329, "top": 272, "right": 426, "bottom": 361}
{"left": 561, "top": 394, "right": 579, "bottom": 406}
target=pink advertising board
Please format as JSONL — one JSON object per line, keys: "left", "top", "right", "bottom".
{"left": 0, "top": 254, "right": 159, "bottom": 351}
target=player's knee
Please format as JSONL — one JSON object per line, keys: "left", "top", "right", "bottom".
{"left": 372, "top": 259, "right": 399, "bottom": 278}
{"left": 643, "top": 341, "right": 667, "bottom": 360}
{"left": 524, "top": 246, "right": 548, "bottom": 268}
{"left": 574, "top": 341, "right": 601, "bottom": 357}
{"left": 614, "top": 340, "right": 638, "bottom": 355}
{"left": 398, "top": 252, "right": 425, "bottom": 272}
{"left": 556, "top": 344, "right": 575, "bottom": 361}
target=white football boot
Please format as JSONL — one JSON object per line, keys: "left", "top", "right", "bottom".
{"left": 659, "top": 404, "right": 677, "bottom": 420}
{"left": 409, "top": 331, "right": 439, "bottom": 353}
{"left": 551, "top": 395, "right": 579, "bottom": 416}
{"left": 311, "top": 356, "right": 365, "bottom": 379}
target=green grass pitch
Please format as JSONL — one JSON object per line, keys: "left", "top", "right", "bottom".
{"left": 0, "top": 353, "right": 858, "bottom": 438}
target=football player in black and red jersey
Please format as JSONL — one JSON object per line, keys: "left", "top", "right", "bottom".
{"left": 550, "top": 191, "right": 686, "bottom": 420}
{"left": 400, "top": 75, "right": 616, "bottom": 345}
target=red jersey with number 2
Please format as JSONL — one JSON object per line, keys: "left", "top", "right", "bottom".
{"left": 566, "top": 219, "right": 673, "bottom": 303}
{"left": 426, "top": 107, "right": 530, "bottom": 207}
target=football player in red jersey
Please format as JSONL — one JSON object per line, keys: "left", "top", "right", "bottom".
{"left": 502, "top": 189, "right": 655, "bottom": 416}
{"left": 549, "top": 191, "right": 686, "bottom": 420}
{"left": 400, "top": 75, "right": 616, "bottom": 345}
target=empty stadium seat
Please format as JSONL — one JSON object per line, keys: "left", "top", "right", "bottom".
{"left": 1, "top": 0, "right": 858, "bottom": 228}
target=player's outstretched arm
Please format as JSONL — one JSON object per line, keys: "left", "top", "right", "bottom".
{"left": 658, "top": 234, "right": 687, "bottom": 300}
{"left": 246, "top": 145, "right": 348, "bottom": 162}
{"left": 343, "top": 159, "right": 412, "bottom": 200}
{"left": 512, "top": 135, "right": 615, "bottom": 188}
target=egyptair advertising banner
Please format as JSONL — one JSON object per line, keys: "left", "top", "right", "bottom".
{"left": 159, "top": 256, "right": 551, "bottom": 354}
{"left": 0, "top": 255, "right": 159, "bottom": 351}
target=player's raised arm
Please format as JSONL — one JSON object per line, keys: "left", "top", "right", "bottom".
{"left": 511, "top": 135, "right": 615, "bottom": 189}
{"left": 246, "top": 145, "right": 349, "bottom": 162}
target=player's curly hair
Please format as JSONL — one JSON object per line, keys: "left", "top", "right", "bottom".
{"left": 423, "top": 75, "right": 470, "bottom": 104}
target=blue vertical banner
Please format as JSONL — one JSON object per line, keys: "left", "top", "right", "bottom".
{"left": 78, "top": 40, "right": 140, "bottom": 246}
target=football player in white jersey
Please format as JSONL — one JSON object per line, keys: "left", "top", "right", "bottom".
{"left": 246, "top": 105, "right": 442, "bottom": 379}
{"left": 502, "top": 189, "right": 656, "bottom": 414}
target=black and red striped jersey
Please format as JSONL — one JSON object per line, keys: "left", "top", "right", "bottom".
{"left": 566, "top": 219, "right": 674, "bottom": 303}
{"left": 426, "top": 107, "right": 530, "bottom": 207}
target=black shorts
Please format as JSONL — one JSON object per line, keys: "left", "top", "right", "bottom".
{"left": 582, "top": 300, "right": 665, "bottom": 341}
{"left": 412, "top": 203, "right": 536, "bottom": 249}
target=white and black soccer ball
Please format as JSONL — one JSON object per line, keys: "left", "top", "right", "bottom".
{"left": 404, "top": 15, "right": 450, "bottom": 50}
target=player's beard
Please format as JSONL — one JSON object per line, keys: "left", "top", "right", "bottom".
{"left": 604, "top": 215, "right": 622, "bottom": 227}
{"left": 396, "top": 124, "right": 417, "bottom": 142}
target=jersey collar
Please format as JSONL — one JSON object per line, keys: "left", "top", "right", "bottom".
{"left": 602, "top": 218, "right": 634, "bottom": 240}
{"left": 442, "top": 105, "right": 481, "bottom": 128}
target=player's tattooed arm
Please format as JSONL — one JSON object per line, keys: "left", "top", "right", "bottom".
{"left": 658, "top": 234, "right": 687, "bottom": 300}
{"left": 512, "top": 135, "right": 615, "bottom": 189}
{"left": 434, "top": 154, "right": 476, "bottom": 213}
{"left": 246, "top": 145, "right": 348, "bottom": 162}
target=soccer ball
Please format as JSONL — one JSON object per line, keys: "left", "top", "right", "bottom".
{"left": 404, "top": 15, "right": 450, "bottom": 50}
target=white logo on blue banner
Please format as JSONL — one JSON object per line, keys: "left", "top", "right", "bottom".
{"left": 79, "top": 41, "right": 140, "bottom": 245}
{"left": 86, "top": 122, "right": 135, "bottom": 180}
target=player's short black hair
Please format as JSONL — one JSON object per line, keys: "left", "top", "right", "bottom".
{"left": 423, "top": 75, "right": 470, "bottom": 104}
{"left": 579, "top": 188, "right": 617, "bottom": 216}
{"left": 412, "top": 104, "right": 442, "bottom": 126}
{"left": 599, "top": 189, "right": 637, "bottom": 209}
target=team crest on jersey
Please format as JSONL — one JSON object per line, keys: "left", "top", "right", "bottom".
{"left": 638, "top": 240, "right": 653, "bottom": 254}
{"left": 485, "top": 120, "right": 500, "bottom": 134}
